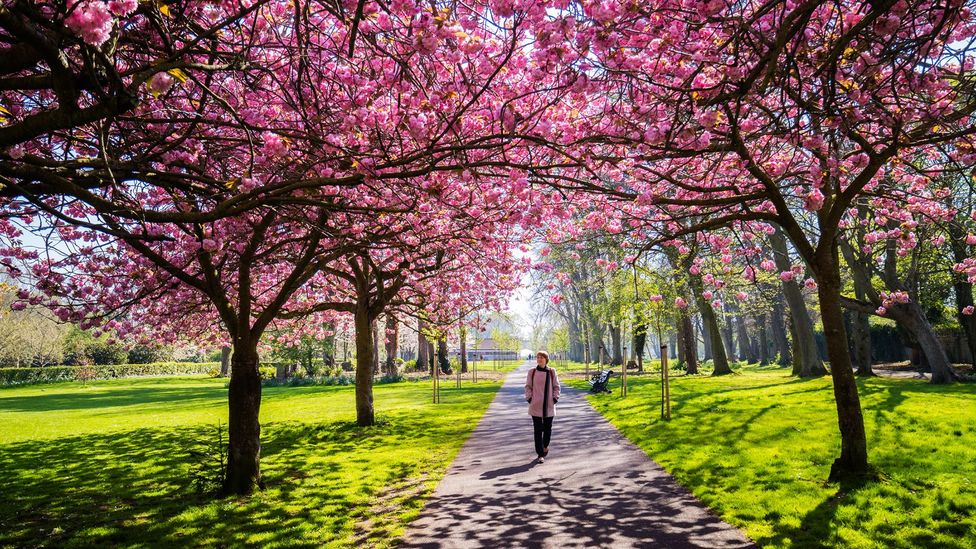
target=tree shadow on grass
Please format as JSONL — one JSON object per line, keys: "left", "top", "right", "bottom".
{"left": 0, "top": 416, "right": 447, "bottom": 547}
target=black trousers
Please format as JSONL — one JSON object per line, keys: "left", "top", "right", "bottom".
{"left": 532, "top": 416, "right": 554, "bottom": 457}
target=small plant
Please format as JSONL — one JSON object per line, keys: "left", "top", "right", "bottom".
{"left": 377, "top": 373, "right": 403, "bottom": 384}
{"left": 74, "top": 365, "right": 97, "bottom": 385}
{"left": 186, "top": 422, "right": 227, "bottom": 495}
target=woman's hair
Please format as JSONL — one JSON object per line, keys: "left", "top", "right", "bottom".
{"left": 536, "top": 351, "right": 549, "bottom": 363}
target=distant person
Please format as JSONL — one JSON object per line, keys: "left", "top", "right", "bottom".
{"left": 525, "top": 351, "right": 560, "bottom": 463}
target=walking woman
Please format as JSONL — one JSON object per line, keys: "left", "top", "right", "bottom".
{"left": 525, "top": 351, "right": 560, "bottom": 463}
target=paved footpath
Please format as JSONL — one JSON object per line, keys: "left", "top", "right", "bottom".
{"left": 401, "top": 361, "right": 755, "bottom": 549}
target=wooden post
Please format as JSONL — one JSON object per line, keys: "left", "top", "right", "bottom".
{"left": 456, "top": 360, "right": 461, "bottom": 389}
{"left": 621, "top": 345, "right": 628, "bottom": 397}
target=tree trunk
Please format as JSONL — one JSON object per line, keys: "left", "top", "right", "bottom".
{"left": 720, "top": 310, "right": 737, "bottom": 362}
{"left": 220, "top": 346, "right": 231, "bottom": 377}
{"left": 384, "top": 315, "right": 399, "bottom": 376}
{"left": 459, "top": 326, "right": 468, "bottom": 373}
{"left": 950, "top": 225, "right": 976, "bottom": 367}
{"left": 224, "top": 337, "right": 263, "bottom": 495}
{"left": 609, "top": 323, "right": 623, "bottom": 365}
{"left": 354, "top": 306, "right": 376, "bottom": 427}
{"left": 700, "top": 314, "right": 713, "bottom": 361}
{"left": 814, "top": 256, "right": 869, "bottom": 480}
{"left": 371, "top": 317, "right": 380, "bottom": 377}
{"left": 679, "top": 312, "right": 699, "bottom": 374}
{"left": 634, "top": 323, "right": 647, "bottom": 372}
{"left": 885, "top": 302, "right": 958, "bottom": 384}
{"left": 757, "top": 314, "right": 770, "bottom": 365}
{"left": 735, "top": 315, "right": 757, "bottom": 364}
{"left": 690, "top": 276, "right": 731, "bottom": 375}
{"left": 770, "top": 296, "right": 792, "bottom": 366}
{"left": 417, "top": 318, "right": 429, "bottom": 373}
{"left": 771, "top": 228, "right": 827, "bottom": 377}
{"left": 437, "top": 338, "right": 450, "bottom": 374}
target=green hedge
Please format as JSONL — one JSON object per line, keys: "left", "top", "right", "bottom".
{"left": 0, "top": 362, "right": 221, "bottom": 387}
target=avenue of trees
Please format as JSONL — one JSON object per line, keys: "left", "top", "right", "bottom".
{"left": 2, "top": 0, "right": 975, "bottom": 491}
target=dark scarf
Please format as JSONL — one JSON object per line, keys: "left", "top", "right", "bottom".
{"left": 535, "top": 366, "right": 552, "bottom": 418}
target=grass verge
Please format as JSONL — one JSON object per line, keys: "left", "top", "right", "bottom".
{"left": 0, "top": 375, "right": 501, "bottom": 547}
{"left": 568, "top": 365, "right": 976, "bottom": 548}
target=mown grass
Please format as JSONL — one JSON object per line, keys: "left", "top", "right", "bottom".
{"left": 568, "top": 365, "right": 976, "bottom": 549}
{"left": 0, "top": 375, "right": 502, "bottom": 547}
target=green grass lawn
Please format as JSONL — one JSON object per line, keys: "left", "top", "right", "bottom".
{"left": 0, "top": 375, "right": 502, "bottom": 547}
{"left": 569, "top": 365, "right": 976, "bottom": 549}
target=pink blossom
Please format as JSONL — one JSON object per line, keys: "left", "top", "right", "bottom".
{"left": 550, "top": 294, "right": 564, "bottom": 305}
{"left": 10, "top": 301, "right": 27, "bottom": 311}
{"left": 964, "top": 306, "right": 975, "bottom": 315}
{"left": 65, "top": 0, "right": 114, "bottom": 46}
{"left": 804, "top": 278, "right": 817, "bottom": 289}
{"left": 876, "top": 307, "right": 887, "bottom": 316}
{"left": 649, "top": 294, "right": 663, "bottom": 303}
{"left": 760, "top": 259, "right": 776, "bottom": 271}
{"left": 711, "top": 299, "right": 723, "bottom": 310}
{"left": 702, "top": 290, "right": 713, "bottom": 300}
{"left": 804, "top": 189, "right": 825, "bottom": 211}
{"left": 675, "top": 297, "right": 688, "bottom": 309}
{"left": 966, "top": 234, "right": 976, "bottom": 246}
{"left": 780, "top": 271, "right": 795, "bottom": 282}
{"left": 735, "top": 291, "right": 748, "bottom": 301}
{"left": 149, "top": 72, "right": 175, "bottom": 95}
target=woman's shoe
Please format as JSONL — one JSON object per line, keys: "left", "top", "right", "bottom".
{"left": 538, "top": 456, "right": 545, "bottom": 463}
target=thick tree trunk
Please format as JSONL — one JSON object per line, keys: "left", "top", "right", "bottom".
{"left": 691, "top": 276, "right": 731, "bottom": 375}
{"left": 384, "top": 315, "right": 399, "bottom": 376}
{"left": 735, "top": 315, "right": 757, "bottom": 364}
{"left": 815, "top": 257, "right": 869, "bottom": 480}
{"left": 772, "top": 228, "right": 827, "bottom": 377}
{"left": 849, "top": 308, "right": 873, "bottom": 377}
{"left": 224, "top": 337, "right": 263, "bottom": 495}
{"left": 950, "top": 227, "right": 976, "bottom": 367}
{"left": 720, "top": 311, "right": 737, "bottom": 362}
{"left": 757, "top": 314, "right": 770, "bottom": 365}
{"left": 679, "top": 312, "right": 699, "bottom": 374}
{"left": 437, "top": 338, "right": 450, "bottom": 374}
{"left": 634, "top": 323, "right": 647, "bottom": 372}
{"left": 417, "top": 318, "right": 429, "bottom": 373}
{"left": 354, "top": 307, "right": 376, "bottom": 426}
{"left": 886, "top": 302, "right": 958, "bottom": 384}
{"left": 609, "top": 323, "right": 623, "bottom": 365}
{"left": 700, "top": 314, "right": 713, "bottom": 361}
{"left": 220, "top": 346, "right": 231, "bottom": 377}
{"left": 770, "top": 297, "right": 792, "bottom": 366}
{"left": 371, "top": 317, "right": 380, "bottom": 377}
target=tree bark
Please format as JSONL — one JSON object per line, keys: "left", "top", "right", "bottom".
{"left": 459, "top": 325, "right": 469, "bottom": 373}
{"left": 679, "top": 312, "right": 699, "bottom": 374}
{"left": 417, "top": 318, "right": 429, "bottom": 372}
{"left": 371, "top": 317, "right": 380, "bottom": 377}
{"left": 735, "top": 314, "right": 757, "bottom": 364}
{"left": 770, "top": 296, "right": 792, "bottom": 366}
{"left": 437, "top": 338, "right": 450, "bottom": 374}
{"left": 220, "top": 346, "right": 231, "bottom": 377}
{"left": 949, "top": 224, "right": 976, "bottom": 367}
{"left": 885, "top": 302, "right": 958, "bottom": 384}
{"left": 354, "top": 306, "right": 376, "bottom": 426}
{"left": 700, "top": 314, "right": 713, "bottom": 361}
{"left": 634, "top": 323, "right": 647, "bottom": 372}
{"left": 384, "top": 315, "right": 399, "bottom": 376}
{"left": 223, "top": 337, "right": 262, "bottom": 495}
{"left": 757, "top": 314, "right": 770, "bottom": 365}
{"left": 814, "top": 256, "right": 869, "bottom": 480}
{"left": 771, "top": 228, "right": 827, "bottom": 377}
{"left": 609, "top": 323, "right": 623, "bottom": 365}
{"left": 690, "top": 276, "right": 731, "bottom": 375}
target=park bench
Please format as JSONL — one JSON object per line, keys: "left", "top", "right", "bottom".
{"left": 589, "top": 369, "right": 613, "bottom": 394}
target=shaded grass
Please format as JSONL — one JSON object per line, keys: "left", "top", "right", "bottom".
{"left": 0, "top": 376, "right": 501, "bottom": 547}
{"left": 568, "top": 367, "right": 976, "bottom": 548}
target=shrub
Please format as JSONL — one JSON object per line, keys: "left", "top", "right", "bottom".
{"left": 377, "top": 373, "right": 403, "bottom": 384}
{"left": 402, "top": 359, "right": 417, "bottom": 371}
{"left": 262, "top": 374, "right": 355, "bottom": 388}
{"left": 86, "top": 342, "right": 128, "bottom": 365}
{"left": 127, "top": 345, "right": 163, "bottom": 364}
{"left": 0, "top": 362, "right": 220, "bottom": 387}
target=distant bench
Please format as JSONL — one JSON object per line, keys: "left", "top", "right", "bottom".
{"left": 588, "top": 369, "right": 613, "bottom": 394}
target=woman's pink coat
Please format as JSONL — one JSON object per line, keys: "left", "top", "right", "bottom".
{"left": 524, "top": 367, "right": 560, "bottom": 417}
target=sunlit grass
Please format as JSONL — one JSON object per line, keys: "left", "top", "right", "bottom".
{"left": 567, "top": 365, "right": 976, "bottom": 548}
{"left": 0, "top": 375, "right": 501, "bottom": 547}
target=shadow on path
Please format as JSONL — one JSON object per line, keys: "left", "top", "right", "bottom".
{"left": 401, "top": 362, "right": 755, "bottom": 548}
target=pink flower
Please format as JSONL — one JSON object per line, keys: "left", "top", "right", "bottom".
{"left": 550, "top": 294, "right": 564, "bottom": 305}
{"left": 876, "top": 307, "right": 887, "bottom": 316}
{"left": 65, "top": 0, "right": 114, "bottom": 46}
{"left": 804, "top": 189, "right": 825, "bottom": 211}
{"left": 649, "top": 294, "right": 663, "bottom": 303}
{"left": 675, "top": 297, "right": 688, "bottom": 309}
{"left": 966, "top": 234, "right": 976, "bottom": 246}
{"left": 711, "top": 299, "right": 723, "bottom": 310}
{"left": 760, "top": 259, "right": 776, "bottom": 271}
{"left": 108, "top": 0, "right": 137, "bottom": 15}
{"left": 149, "top": 72, "right": 175, "bottom": 95}
{"left": 735, "top": 291, "right": 748, "bottom": 301}
{"left": 963, "top": 306, "right": 975, "bottom": 315}
{"left": 780, "top": 271, "right": 795, "bottom": 282}
{"left": 804, "top": 278, "right": 817, "bottom": 289}
{"left": 10, "top": 301, "right": 27, "bottom": 311}
{"left": 702, "top": 290, "right": 713, "bottom": 300}
{"left": 8, "top": 145, "right": 25, "bottom": 159}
